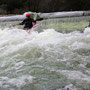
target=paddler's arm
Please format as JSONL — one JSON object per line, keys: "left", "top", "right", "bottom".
{"left": 32, "top": 18, "right": 44, "bottom": 26}
{"left": 12, "top": 19, "right": 26, "bottom": 27}
{"left": 32, "top": 19, "right": 36, "bottom": 26}
{"left": 19, "top": 19, "right": 25, "bottom": 25}
{"left": 32, "top": 18, "right": 44, "bottom": 25}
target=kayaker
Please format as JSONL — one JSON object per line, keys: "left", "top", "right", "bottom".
{"left": 19, "top": 13, "right": 36, "bottom": 30}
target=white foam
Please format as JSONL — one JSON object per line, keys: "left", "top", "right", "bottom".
{"left": 0, "top": 75, "right": 35, "bottom": 88}
{"left": 0, "top": 27, "right": 90, "bottom": 89}
{"left": 64, "top": 84, "right": 77, "bottom": 90}
{"left": 60, "top": 70, "right": 90, "bottom": 83}
{"left": 84, "top": 27, "right": 90, "bottom": 34}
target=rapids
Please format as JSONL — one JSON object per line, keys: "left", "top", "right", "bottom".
{"left": 0, "top": 18, "right": 90, "bottom": 90}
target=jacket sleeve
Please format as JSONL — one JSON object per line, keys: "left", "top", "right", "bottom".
{"left": 31, "top": 19, "right": 36, "bottom": 23}
{"left": 19, "top": 20, "right": 25, "bottom": 25}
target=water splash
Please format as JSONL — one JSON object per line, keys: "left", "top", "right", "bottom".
{"left": 0, "top": 22, "right": 90, "bottom": 90}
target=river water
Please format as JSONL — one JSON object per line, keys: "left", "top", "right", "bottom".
{"left": 0, "top": 16, "right": 90, "bottom": 90}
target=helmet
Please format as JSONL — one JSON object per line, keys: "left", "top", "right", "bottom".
{"left": 26, "top": 13, "right": 30, "bottom": 17}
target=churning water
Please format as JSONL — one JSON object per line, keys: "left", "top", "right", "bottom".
{"left": 0, "top": 16, "right": 90, "bottom": 90}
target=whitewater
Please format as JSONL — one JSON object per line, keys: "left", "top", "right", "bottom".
{"left": 0, "top": 18, "right": 90, "bottom": 90}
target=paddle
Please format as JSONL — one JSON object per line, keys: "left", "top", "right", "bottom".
{"left": 12, "top": 18, "right": 44, "bottom": 27}
{"left": 11, "top": 13, "right": 44, "bottom": 27}
{"left": 36, "top": 18, "right": 43, "bottom": 21}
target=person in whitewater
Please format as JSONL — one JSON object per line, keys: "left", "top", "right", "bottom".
{"left": 19, "top": 13, "right": 36, "bottom": 30}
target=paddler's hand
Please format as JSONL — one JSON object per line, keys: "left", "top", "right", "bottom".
{"left": 32, "top": 22, "right": 36, "bottom": 26}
